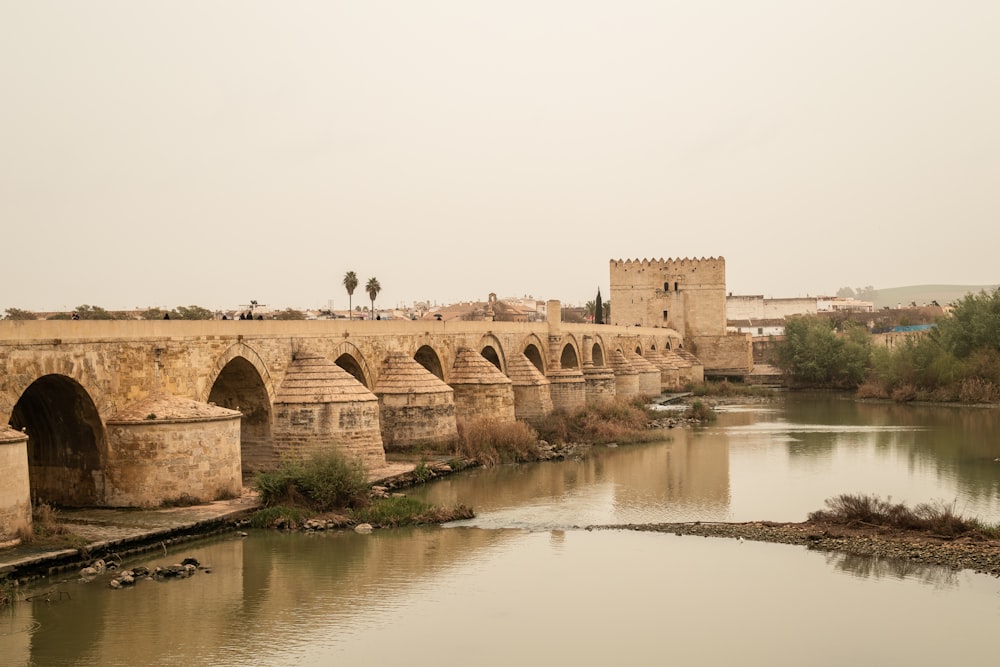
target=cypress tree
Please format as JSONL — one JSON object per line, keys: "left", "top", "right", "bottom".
{"left": 595, "top": 288, "right": 604, "bottom": 324}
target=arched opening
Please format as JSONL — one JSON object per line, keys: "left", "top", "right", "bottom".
{"left": 481, "top": 345, "right": 502, "bottom": 371}
{"left": 635, "top": 345, "right": 643, "bottom": 356}
{"left": 414, "top": 345, "right": 444, "bottom": 380}
{"left": 592, "top": 343, "right": 605, "bottom": 366}
{"left": 666, "top": 340, "right": 672, "bottom": 350}
{"left": 208, "top": 357, "right": 271, "bottom": 477}
{"left": 336, "top": 353, "right": 369, "bottom": 389}
{"left": 560, "top": 344, "right": 579, "bottom": 370}
{"left": 10, "top": 374, "right": 105, "bottom": 506}
{"left": 524, "top": 344, "right": 545, "bottom": 374}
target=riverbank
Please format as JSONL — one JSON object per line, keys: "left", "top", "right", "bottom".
{"left": 597, "top": 520, "right": 1000, "bottom": 577}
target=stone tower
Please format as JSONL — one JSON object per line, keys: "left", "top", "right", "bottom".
{"left": 609, "top": 257, "right": 727, "bottom": 337}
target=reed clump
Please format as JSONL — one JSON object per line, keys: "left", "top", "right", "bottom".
{"left": 255, "top": 450, "right": 369, "bottom": 511}
{"left": 452, "top": 418, "right": 541, "bottom": 466}
{"left": 809, "top": 494, "right": 1000, "bottom": 538}
{"left": 531, "top": 396, "right": 660, "bottom": 446}
{"left": 350, "top": 496, "right": 474, "bottom": 527}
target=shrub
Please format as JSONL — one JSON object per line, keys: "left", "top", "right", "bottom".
{"left": 248, "top": 506, "right": 310, "bottom": 529}
{"left": 453, "top": 418, "right": 540, "bottom": 466}
{"left": 890, "top": 383, "right": 917, "bottom": 403}
{"left": 351, "top": 497, "right": 474, "bottom": 527}
{"left": 531, "top": 397, "right": 659, "bottom": 446}
{"left": 29, "top": 502, "right": 68, "bottom": 540}
{"left": 808, "top": 494, "right": 999, "bottom": 538}
{"left": 255, "top": 450, "right": 368, "bottom": 511}
{"left": 684, "top": 400, "right": 716, "bottom": 422}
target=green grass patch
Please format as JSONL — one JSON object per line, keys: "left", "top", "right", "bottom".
{"left": 350, "top": 496, "right": 474, "bottom": 527}
{"left": 255, "top": 450, "right": 369, "bottom": 511}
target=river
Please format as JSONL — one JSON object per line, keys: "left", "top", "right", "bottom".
{"left": 3, "top": 395, "right": 1000, "bottom": 666}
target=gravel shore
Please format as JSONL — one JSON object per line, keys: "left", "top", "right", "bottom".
{"left": 594, "top": 520, "right": 1000, "bottom": 577}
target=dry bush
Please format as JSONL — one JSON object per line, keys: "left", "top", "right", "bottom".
{"left": 890, "top": 383, "right": 918, "bottom": 403}
{"left": 958, "top": 377, "right": 1000, "bottom": 404}
{"left": 809, "top": 494, "right": 997, "bottom": 537}
{"left": 856, "top": 381, "right": 888, "bottom": 399}
{"left": 453, "top": 418, "right": 540, "bottom": 466}
{"left": 531, "top": 397, "right": 657, "bottom": 446}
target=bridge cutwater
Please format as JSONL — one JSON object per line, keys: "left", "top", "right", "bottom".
{"left": 0, "top": 301, "right": 706, "bottom": 541}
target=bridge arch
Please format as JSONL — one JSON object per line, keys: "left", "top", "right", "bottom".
{"left": 478, "top": 334, "right": 506, "bottom": 373}
{"left": 414, "top": 345, "right": 445, "bottom": 381}
{"left": 205, "top": 343, "right": 275, "bottom": 477}
{"left": 590, "top": 335, "right": 608, "bottom": 367}
{"left": 559, "top": 335, "right": 581, "bottom": 371}
{"left": 9, "top": 374, "right": 107, "bottom": 506}
{"left": 521, "top": 334, "right": 547, "bottom": 375}
{"left": 332, "top": 341, "right": 375, "bottom": 390}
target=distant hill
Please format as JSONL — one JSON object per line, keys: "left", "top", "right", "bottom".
{"left": 872, "top": 284, "right": 999, "bottom": 309}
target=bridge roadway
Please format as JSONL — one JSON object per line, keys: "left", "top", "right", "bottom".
{"left": 0, "top": 307, "right": 695, "bottom": 539}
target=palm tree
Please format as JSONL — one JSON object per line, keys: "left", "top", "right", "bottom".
{"left": 343, "top": 271, "right": 358, "bottom": 320}
{"left": 366, "top": 277, "right": 381, "bottom": 318}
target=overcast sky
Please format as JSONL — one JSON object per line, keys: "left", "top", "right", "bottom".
{"left": 2, "top": 1, "right": 998, "bottom": 313}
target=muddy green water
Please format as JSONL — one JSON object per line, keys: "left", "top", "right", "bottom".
{"left": 3, "top": 396, "right": 1000, "bottom": 666}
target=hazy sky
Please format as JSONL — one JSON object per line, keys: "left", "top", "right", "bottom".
{"left": 3, "top": 1, "right": 998, "bottom": 313}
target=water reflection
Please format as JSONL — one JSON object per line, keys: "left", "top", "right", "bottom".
{"left": 4, "top": 398, "right": 1000, "bottom": 666}
{"left": 821, "top": 550, "right": 960, "bottom": 589}
{"left": 415, "top": 428, "right": 731, "bottom": 527}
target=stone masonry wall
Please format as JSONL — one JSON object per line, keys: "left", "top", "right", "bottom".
{"left": 0, "top": 429, "right": 30, "bottom": 542}
{"left": 103, "top": 417, "right": 242, "bottom": 507}
{"left": 271, "top": 402, "right": 386, "bottom": 472}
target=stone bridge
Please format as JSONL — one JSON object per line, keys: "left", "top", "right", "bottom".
{"left": 0, "top": 302, "right": 703, "bottom": 541}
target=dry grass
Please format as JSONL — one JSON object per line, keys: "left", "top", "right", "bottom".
{"left": 452, "top": 418, "right": 540, "bottom": 466}
{"left": 531, "top": 397, "right": 660, "bottom": 446}
{"left": 808, "top": 494, "right": 999, "bottom": 538}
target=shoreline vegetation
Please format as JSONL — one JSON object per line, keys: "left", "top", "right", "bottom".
{"left": 599, "top": 493, "right": 1000, "bottom": 577}
{"left": 776, "top": 287, "right": 1000, "bottom": 403}
{"left": 5, "top": 383, "right": 1000, "bottom": 605}
{"left": 250, "top": 395, "right": 702, "bottom": 531}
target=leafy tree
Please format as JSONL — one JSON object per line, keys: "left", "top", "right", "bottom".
{"left": 836, "top": 286, "right": 856, "bottom": 298}
{"left": 141, "top": 308, "right": 167, "bottom": 320}
{"left": 855, "top": 285, "right": 878, "bottom": 301}
{"left": 74, "top": 304, "right": 116, "bottom": 320}
{"left": 775, "top": 315, "right": 871, "bottom": 387}
{"left": 343, "top": 271, "right": 358, "bottom": 320}
{"left": 366, "top": 277, "right": 381, "bottom": 316}
{"left": 171, "top": 305, "right": 214, "bottom": 320}
{"left": 273, "top": 308, "right": 306, "bottom": 320}
{"left": 3, "top": 308, "right": 37, "bottom": 320}
{"left": 595, "top": 288, "right": 604, "bottom": 324}
{"left": 603, "top": 300, "right": 611, "bottom": 323}
{"left": 934, "top": 287, "right": 1000, "bottom": 358}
